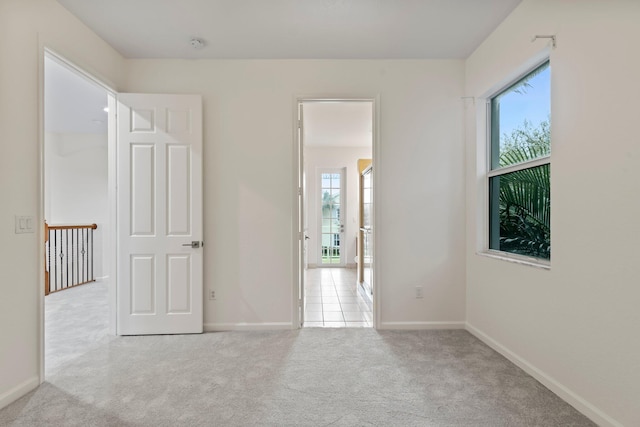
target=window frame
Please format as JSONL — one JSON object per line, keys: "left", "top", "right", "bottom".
{"left": 483, "top": 59, "right": 551, "bottom": 267}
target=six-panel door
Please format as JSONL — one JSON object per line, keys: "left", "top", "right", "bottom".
{"left": 117, "top": 94, "right": 203, "bottom": 335}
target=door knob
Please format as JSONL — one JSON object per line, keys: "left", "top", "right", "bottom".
{"left": 182, "top": 241, "right": 201, "bottom": 248}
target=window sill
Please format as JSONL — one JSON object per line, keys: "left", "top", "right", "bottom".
{"left": 477, "top": 250, "right": 551, "bottom": 270}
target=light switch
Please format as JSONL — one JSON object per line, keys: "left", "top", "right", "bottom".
{"left": 15, "top": 215, "right": 35, "bottom": 234}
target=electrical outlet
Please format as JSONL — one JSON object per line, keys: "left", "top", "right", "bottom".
{"left": 209, "top": 289, "right": 216, "bottom": 300}
{"left": 415, "top": 286, "right": 424, "bottom": 299}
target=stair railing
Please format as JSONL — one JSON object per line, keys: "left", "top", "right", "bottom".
{"left": 44, "top": 222, "right": 97, "bottom": 295}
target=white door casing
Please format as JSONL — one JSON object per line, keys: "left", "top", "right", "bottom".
{"left": 294, "top": 97, "right": 378, "bottom": 329}
{"left": 117, "top": 93, "right": 203, "bottom": 335}
{"left": 297, "top": 103, "right": 305, "bottom": 327}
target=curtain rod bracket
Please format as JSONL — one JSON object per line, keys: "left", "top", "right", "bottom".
{"left": 531, "top": 35, "right": 556, "bottom": 48}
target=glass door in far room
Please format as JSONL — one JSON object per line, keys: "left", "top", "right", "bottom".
{"left": 318, "top": 168, "right": 345, "bottom": 267}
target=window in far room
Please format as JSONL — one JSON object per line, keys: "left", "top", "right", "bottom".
{"left": 488, "top": 60, "right": 551, "bottom": 261}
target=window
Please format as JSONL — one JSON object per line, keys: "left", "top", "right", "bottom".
{"left": 488, "top": 61, "right": 551, "bottom": 261}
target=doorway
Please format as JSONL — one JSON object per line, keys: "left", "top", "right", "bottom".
{"left": 296, "top": 99, "right": 376, "bottom": 328}
{"left": 42, "top": 51, "right": 115, "bottom": 378}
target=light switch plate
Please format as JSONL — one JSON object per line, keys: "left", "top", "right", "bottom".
{"left": 15, "top": 215, "right": 35, "bottom": 234}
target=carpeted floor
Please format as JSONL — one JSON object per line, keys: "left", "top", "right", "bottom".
{"left": 0, "top": 282, "right": 595, "bottom": 426}
{"left": 44, "top": 280, "right": 110, "bottom": 377}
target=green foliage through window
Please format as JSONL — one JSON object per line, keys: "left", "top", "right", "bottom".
{"left": 489, "top": 61, "right": 551, "bottom": 260}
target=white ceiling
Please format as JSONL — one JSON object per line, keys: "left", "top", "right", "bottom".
{"left": 303, "top": 102, "right": 373, "bottom": 148}
{"left": 48, "top": 0, "right": 522, "bottom": 136}
{"left": 56, "top": 0, "right": 522, "bottom": 59}
{"left": 45, "top": 56, "right": 108, "bottom": 134}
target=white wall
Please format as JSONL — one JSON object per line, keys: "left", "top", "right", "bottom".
{"left": 0, "top": 0, "right": 124, "bottom": 410}
{"left": 305, "top": 146, "right": 371, "bottom": 268}
{"left": 124, "top": 59, "right": 466, "bottom": 330}
{"left": 5, "top": 1, "right": 637, "bottom": 423}
{"left": 45, "top": 133, "right": 109, "bottom": 278}
{"left": 464, "top": 1, "right": 640, "bottom": 426}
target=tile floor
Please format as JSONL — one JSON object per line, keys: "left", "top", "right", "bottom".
{"left": 303, "top": 267, "right": 373, "bottom": 328}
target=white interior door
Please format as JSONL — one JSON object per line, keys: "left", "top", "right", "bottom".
{"left": 117, "top": 93, "right": 203, "bottom": 335}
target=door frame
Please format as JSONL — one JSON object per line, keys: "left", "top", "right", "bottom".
{"left": 38, "top": 47, "right": 119, "bottom": 383}
{"left": 316, "top": 167, "right": 347, "bottom": 267}
{"left": 293, "top": 96, "right": 380, "bottom": 329}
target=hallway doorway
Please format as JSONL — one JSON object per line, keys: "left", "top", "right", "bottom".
{"left": 42, "top": 51, "right": 114, "bottom": 377}
{"left": 296, "top": 99, "right": 375, "bottom": 328}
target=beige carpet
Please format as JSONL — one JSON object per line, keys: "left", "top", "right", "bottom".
{"left": 0, "top": 282, "right": 594, "bottom": 426}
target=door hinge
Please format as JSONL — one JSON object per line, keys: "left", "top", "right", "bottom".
{"left": 297, "top": 120, "right": 302, "bottom": 129}
{"left": 298, "top": 187, "right": 302, "bottom": 196}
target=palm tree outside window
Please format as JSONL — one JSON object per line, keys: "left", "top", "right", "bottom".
{"left": 488, "top": 60, "right": 551, "bottom": 260}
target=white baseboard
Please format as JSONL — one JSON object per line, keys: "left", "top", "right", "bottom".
{"left": 378, "top": 321, "right": 466, "bottom": 330}
{"left": 0, "top": 376, "right": 39, "bottom": 410}
{"left": 96, "top": 275, "right": 109, "bottom": 281}
{"left": 466, "top": 322, "right": 622, "bottom": 427}
{"left": 204, "top": 322, "right": 294, "bottom": 332}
